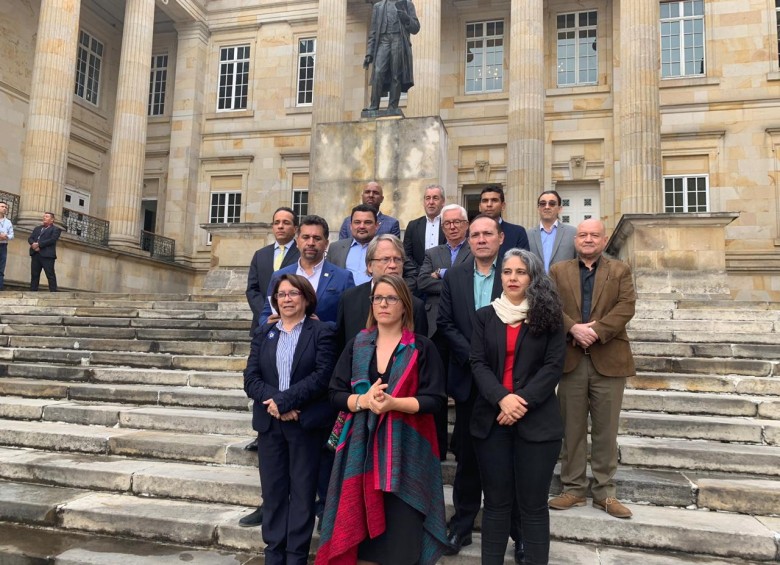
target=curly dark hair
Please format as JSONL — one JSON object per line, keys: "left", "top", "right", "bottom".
{"left": 501, "top": 248, "right": 563, "bottom": 335}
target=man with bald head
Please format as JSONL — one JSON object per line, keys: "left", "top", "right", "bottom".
{"left": 338, "top": 181, "right": 401, "bottom": 239}
{"left": 548, "top": 219, "right": 636, "bottom": 519}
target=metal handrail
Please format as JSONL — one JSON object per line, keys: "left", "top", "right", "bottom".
{"left": 62, "top": 207, "right": 110, "bottom": 246}
{"left": 140, "top": 230, "right": 175, "bottom": 262}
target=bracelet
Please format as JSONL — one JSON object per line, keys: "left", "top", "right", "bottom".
{"left": 355, "top": 394, "right": 363, "bottom": 412}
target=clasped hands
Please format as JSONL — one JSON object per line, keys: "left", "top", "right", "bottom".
{"left": 262, "top": 398, "right": 299, "bottom": 421}
{"left": 365, "top": 378, "right": 394, "bottom": 415}
{"left": 497, "top": 394, "right": 527, "bottom": 426}
{"left": 569, "top": 321, "right": 599, "bottom": 349}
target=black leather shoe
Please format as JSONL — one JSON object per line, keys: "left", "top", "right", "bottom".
{"left": 244, "top": 438, "right": 258, "bottom": 451}
{"left": 442, "top": 531, "right": 472, "bottom": 556}
{"left": 514, "top": 540, "right": 524, "bottom": 564}
{"left": 238, "top": 506, "right": 263, "bottom": 527}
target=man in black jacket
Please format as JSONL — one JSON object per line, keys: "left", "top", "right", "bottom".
{"left": 28, "top": 212, "right": 61, "bottom": 292}
{"left": 403, "top": 184, "right": 445, "bottom": 270}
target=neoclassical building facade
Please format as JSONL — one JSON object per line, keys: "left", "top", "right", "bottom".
{"left": 1, "top": 0, "right": 779, "bottom": 297}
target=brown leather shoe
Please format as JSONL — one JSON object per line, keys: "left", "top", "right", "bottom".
{"left": 548, "top": 492, "right": 587, "bottom": 510}
{"left": 593, "top": 497, "right": 633, "bottom": 518}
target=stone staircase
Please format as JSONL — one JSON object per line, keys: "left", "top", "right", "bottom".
{"left": 0, "top": 292, "right": 777, "bottom": 563}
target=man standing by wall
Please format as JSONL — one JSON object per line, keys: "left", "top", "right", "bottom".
{"left": 363, "top": 0, "right": 420, "bottom": 113}
{"left": 527, "top": 190, "right": 576, "bottom": 273}
{"left": 0, "top": 202, "right": 14, "bottom": 290}
{"left": 338, "top": 182, "right": 400, "bottom": 240}
{"left": 404, "top": 184, "right": 445, "bottom": 270}
{"left": 548, "top": 219, "right": 636, "bottom": 519}
{"left": 28, "top": 212, "right": 60, "bottom": 292}
{"left": 246, "top": 207, "right": 300, "bottom": 336}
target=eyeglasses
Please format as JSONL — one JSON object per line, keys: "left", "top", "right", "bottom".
{"left": 274, "top": 290, "right": 302, "bottom": 299}
{"left": 442, "top": 220, "right": 467, "bottom": 228}
{"left": 538, "top": 200, "right": 560, "bottom": 208}
{"left": 369, "top": 295, "right": 400, "bottom": 305}
{"left": 371, "top": 256, "right": 402, "bottom": 265}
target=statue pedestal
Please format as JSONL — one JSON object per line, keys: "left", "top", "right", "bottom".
{"left": 310, "top": 116, "right": 448, "bottom": 234}
{"left": 199, "top": 223, "right": 274, "bottom": 291}
{"left": 606, "top": 213, "right": 739, "bottom": 297}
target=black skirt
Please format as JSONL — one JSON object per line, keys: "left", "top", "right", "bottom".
{"left": 357, "top": 493, "right": 424, "bottom": 565}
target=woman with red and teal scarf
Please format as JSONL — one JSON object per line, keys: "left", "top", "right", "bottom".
{"left": 316, "top": 274, "right": 449, "bottom": 565}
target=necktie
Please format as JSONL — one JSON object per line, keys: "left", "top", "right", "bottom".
{"left": 274, "top": 244, "right": 285, "bottom": 270}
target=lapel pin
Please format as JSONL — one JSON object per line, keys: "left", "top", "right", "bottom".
{"left": 324, "top": 272, "right": 330, "bottom": 277}
{"left": 268, "top": 331, "right": 275, "bottom": 339}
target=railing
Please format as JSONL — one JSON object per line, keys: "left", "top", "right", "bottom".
{"left": 0, "top": 191, "right": 20, "bottom": 223}
{"left": 62, "top": 208, "right": 110, "bottom": 246}
{"left": 140, "top": 230, "right": 175, "bottom": 262}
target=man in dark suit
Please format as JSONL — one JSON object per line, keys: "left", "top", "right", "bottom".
{"left": 246, "top": 207, "right": 300, "bottom": 335}
{"left": 326, "top": 204, "right": 379, "bottom": 286}
{"left": 336, "top": 234, "right": 427, "bottom": 352}
{"left": 403, "top": 184, "right": 445, "bottom": 270}
{"left": 437, "top": 214, "right": 504, "bottom": 555}
{"left": 28, "top": 211, "right": 61, "bottom": 292}
{"left": 260, "top": 215, "right": 355, "bottom": 328}
{"left": 548, "top": 219, "right": 636, "bottom": 519}
{"left": 338, "top": 182, "right": 400, "bottom": 240}
{"left": 478, "top": 185, "right": 529, "bottom": 258}
{"left": 527, "top": 190, "right": 576, "bottom": 273}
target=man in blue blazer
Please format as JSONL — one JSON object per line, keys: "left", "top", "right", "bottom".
{"left": 478, "top": 185, "right": 529, "bottom": 259}
{"left": 246, "top": 207, "right": 300, "bottom": 335}
{"left": 28, "top": 212, "right": 61, "bottom": 292}
{"left": 527, "top": 190, "right": 577, "bottom": 273}
{"left": 260, "top": 215, "right": 355, "bottom": 328}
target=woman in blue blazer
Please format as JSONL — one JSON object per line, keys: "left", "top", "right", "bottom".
{"left": 469, "top": 249, "right": 566, "bottom": 565}
{"left": 244, "top": 274, "right": 337, "bottom": 565}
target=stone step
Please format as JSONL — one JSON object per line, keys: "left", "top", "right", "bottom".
{"left": 0, "top": 378, "right": 249, "bottom": 409}
{"left": 0, "top": 480, "right": 776, "bottom": 562}
{"left": 0, "top": 362, "right": 243, "bottom": 387}
{"left": 5, "top": 336, "right": 244, "bottom": 356}
{"left": 0, "top": 522, "right": 263, "bottom": 565}
{"left": 631, "top": 341, "right": 780, "bottom": 360}
{"left": 618, "top": 436, "right": 780, "bottom": 476}
{"left": 623, "top": 389, "right": 780, "bottom": 419}
{"left": 628, "top": 319, "right": 779, "bottom": 334}
{"left": 0, "top": 420, "right": 252, "bottom": 464}
{"left": 630, "top": 372, "right": 780, "bottom": 396}
{"left": 1, "top": 348, "right": 248, "bottom": 371}
{"left": 0, "top": 399, "right": 253, "bottom": 436}
{"left": 619, "top": 411, "right": 780, "bottom": 445}
{"left": 629, "top": 328, "right": 780, "bottom": 347}
{"left": 635, "top": 356, "right": 777, "bottom": 377}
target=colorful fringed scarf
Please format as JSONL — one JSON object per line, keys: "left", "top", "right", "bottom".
{"left": 315, "top": 328, "right": 449, "bottom": 565}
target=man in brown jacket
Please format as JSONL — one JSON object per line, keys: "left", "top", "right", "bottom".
{"left": 548, "top": 218, "right": 636, "bottom": 519}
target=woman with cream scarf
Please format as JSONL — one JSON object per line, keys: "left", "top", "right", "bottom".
{"left": 469, "top": 248, "right": 566, "bottom": 565}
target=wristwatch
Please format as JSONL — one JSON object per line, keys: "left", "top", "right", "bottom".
{"left": 355, "top": 395, "right": 364, "bottom": 412}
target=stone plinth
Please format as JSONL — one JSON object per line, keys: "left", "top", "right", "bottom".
{"left": 309, "top": 116, "right": 448, "bottom": 233}
{"left": 199, "top": 223, "right": 275, "bottom": 291}
{"left": 606, "top": 213, "right": 739, "bottom": 296}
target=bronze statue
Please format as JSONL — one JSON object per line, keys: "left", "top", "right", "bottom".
{"left": 363, "top": 0, "right": 420, "bottom": 116}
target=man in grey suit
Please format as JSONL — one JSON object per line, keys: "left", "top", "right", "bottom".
{"left": 327, "top": 204, "right": 378, "bottom": 285}
{"left": 527, "top": 190, "right": 577, "bottom": 273}
{"left": 417, "top": 204, "right": 471, "bottom": 337}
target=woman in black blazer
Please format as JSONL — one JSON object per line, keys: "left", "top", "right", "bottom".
{"left": 243, "top": 274, "right": 336, "bottom": 565}
{"left": 469, "top": 248, "right": 566, "bottom": 565}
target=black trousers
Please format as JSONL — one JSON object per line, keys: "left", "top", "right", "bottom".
{"left": 257, "top": 419, "right": 322, "bottom": 565}
{"left": 30, "top": 254, "right": 57, "bottom": 291}
{"left": 448, "top": 386, "right": 481, "bottom": 536}
{"left": 370, "top": 32, "right": 403, "bottom": 109}
{"left": 474, "top": 425, "right": 561, "bottom": 565}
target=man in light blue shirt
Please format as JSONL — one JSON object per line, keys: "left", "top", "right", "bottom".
{"left": 0, "top": 202, "right": 15, "bottom": 290}
{"left": 327, "top": 204, "right": 379, "bottom": 285}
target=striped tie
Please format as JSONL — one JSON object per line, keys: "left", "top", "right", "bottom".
{"left": 273, "top": 244, "right": 285, "bottom": 271}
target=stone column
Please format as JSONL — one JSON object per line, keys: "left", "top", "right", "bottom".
{"left": 618, "top": 0, "right": 662, "bottom": 214}
{"left": 311, "top": 0, "right": 347, "bottom": 125}
{"left": 163, "top": 22, "right": 209, "bottom": 263}
{"left": 18, "top": 0, "right": 82, "bottom": 228}
{"left": 407, "top": 0, "right": 441, "bottom": 117}
{"left": 506, "top": 0, "right": 545, "bottom": 229}
{"left": 106, "top": 0, "right": 156, "bottom": 249}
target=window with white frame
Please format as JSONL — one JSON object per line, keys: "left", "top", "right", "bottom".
{"left": 660, "top": 0, "right": 705, "bottom": 78}
{"left": 209, "top": 192, "right": 242, "bottom": 224}
{"left": 297, "top": 38, "right": 316, "bottom": 106}
{"left": 74, "top": 30, "right": 104, "bottom": 105}
{"left": 465, "top": 20, "right": 504, "bottom": 94}
{"left": 217, "top": 45, "right": 250, "bottom": 111}
{"left": 148, "top": 54, "right": 168, "bottom": 116}
{"left": 776, "top": 0, "right": 780, "bottom": 64}
{"left": 292, "top": 189, "right": 309, "bottom": 217}
{"left": 664, "top": 175, "right": 708, "bottom": 212}
{"left": 556, "top": 11, "right": 598, "bottom": 86}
